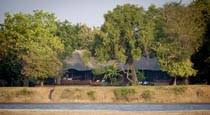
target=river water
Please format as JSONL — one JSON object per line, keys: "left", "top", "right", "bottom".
{"left": 0, "top": 103, "right": 210, "bottom": 111}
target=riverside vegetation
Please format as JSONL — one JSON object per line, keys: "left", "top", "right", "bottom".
{"left": 0, "top": 85, "right": 209, "bottom": 103}
{"left": 0, "top": 0, "right": 210, "bottom": 86}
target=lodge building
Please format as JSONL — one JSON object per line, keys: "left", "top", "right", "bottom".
{"left": 58, "top": 50, "right": 171, "bottom": 85}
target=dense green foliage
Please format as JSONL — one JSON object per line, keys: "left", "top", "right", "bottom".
{"left": 92, "top": 65, "right": 120, "bottom": 85}
{"left": 136, "top": 70, "right": 145, "bottom": 81}
{"left": 155, "top": 2, "right": 206, "bottom": 84}
{"left": 56, "top": 21, "right": 94, "bottom": 61}
{"left": 191, "top": 0, "right": 210, "bottom": 84}
{"left": 113, "top": 87, "right": 136, "bottom": 101}
{"left": 0, "top": 10, "right": 64, "bottom": 86}
{"left": 92, "top": 4, "right": 157, "bottom": 84}
{"left": 103, "top": 65, "right": 120, "bottom": 85}
{"left": 0, "top": 0, "right": 210, "bottom": 86}
{"left": 141, "top": 89, "right": 154, "bottom": 100}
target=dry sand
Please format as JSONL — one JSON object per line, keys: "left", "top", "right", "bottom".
{"left": 0, "top": 109, "right": 210, "bottom": 115}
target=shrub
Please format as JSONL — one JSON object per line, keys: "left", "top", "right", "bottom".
{"left": 16, "top": 88, "right": 33, "bottom": 97}
{"left": 113, "top": 87, "right": 136, "bottom": 101}
{"left": 104, "top": 65, "right": 120, "bottom": 85}
{"left": 137, "top": 70, "right": 145, "bottom": 81}
{"left": 60, "top": 89, "right": 74, "bottom": 99}
{"left": 75, "top": 88, "right": 81, "bottom": 92}
{"left": 87, "top": 91, "right": 96, "bottom": 100}
{"left": 60, "top": 88, "right": 83, "bottom": 99}
{"left": 74, "top": 88, "right": 82, "bottom": 99}
{"left": 0, "top": 91, "right": 12, "bottom": 100}
{"left": 173, "top": 86, "right": 187, "bottom": 95}
{"left": 196, "top": 89, "right": 205, "bottom": 97}
{"left": 141, "top": 90, "right": 154, "bottom": 101}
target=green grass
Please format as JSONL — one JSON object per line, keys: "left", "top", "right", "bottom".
{"left": 113, "top": 87, "right": 136, "bottom": 101}
{"left": 86, "top": 91, "right": 96, "bottom": 100}
{"left": 16, "top": 88, "right": 34, "bottom": 97}
{"left": 141, "top": 89, "right": 154, "bottom": 101}
{"left": 60, "top": 89, "right": 74, "bottom": 99}
{"left": 60, "top": 88, "right": 82, "bottom": 100}
{"left": 172, "top": 86, "right": 187, "bottom": 95}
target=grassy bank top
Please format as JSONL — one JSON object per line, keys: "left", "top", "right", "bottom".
{"left": 0, "top": 85, "right": 209, "bottom": 103}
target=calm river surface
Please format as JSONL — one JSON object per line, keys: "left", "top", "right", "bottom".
{"left": 0, "top": 103, "right": 210, "bottom": 111}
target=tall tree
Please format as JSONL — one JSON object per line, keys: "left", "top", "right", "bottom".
{"left": 0, "top": 10, "right": 64, "bottom": 86}
{"left": 191, "top": 0, "right": 210, "bottom": 84}
{"left": 0, "top": 29, "right": 22, "bottom": 86}
{"left": 56, "top": 21, "right": 94, "bottom": 67}
{"left": 141, "top": 5, "right": 159, "bottom": 58}
{"left": 90, "top": 29, "right": 109, "bottom": 62}
{"left": 56, "top": 21, "right": 81, "bottom": 60}
{"left": 155, "top": 2, "right": 205, "bottom": 85}
{"left": 96, "top": 4, "right": 151, "bottom": 84}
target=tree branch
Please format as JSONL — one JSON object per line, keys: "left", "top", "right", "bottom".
{"left": 121, "top": 66, "right": 133, "bottom": 83}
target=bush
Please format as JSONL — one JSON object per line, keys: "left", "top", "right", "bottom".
{"left": 74, "top": 88, "right": 82, "bottom": 99}
{"left": 60, "top": 89, "right": 74, "bottom": 99}
{"left": 0, "top": 91, "right": 12, "bottom": 100}
{"left": 75, "top": 88, "right": 81, "bottom": 92}
{"left": 113, "top": 87, "right": 136, "bottom": 101}
{"left": 137, "top": 70, "right": 145, "bottom": 81}
{"left": 16, "top": 88, "right": 33, "bottom": 97}
{"left": 196, "top": 89, "right": 205, "bottom": 97}
{"left": 173, "top": 86, "right": 187, "bottom": 95}
{"left": 141, "top": 90, "right": 154, "bottom": 101}
{"left": 60, "top": 88, "right": 82, "bottom": 99}
{"left": 87, "top": 91, "right": 96, "bottom": 100}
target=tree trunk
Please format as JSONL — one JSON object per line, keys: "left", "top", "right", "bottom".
{"left": 23, "top": 77, "right": 29, "bottom": 87}
{"left": 40, "top": 80, "right": 44, "bottom": 87}
{"left": 10, "top": 78, "right": 14, "bottom": 86}
{"left": 122, "top": 69, "right": 133, "bottom": 83}
{"left": 184, "top": 77, "right": 188, "bottom": 85}
{"left": 129, "top": 63, "right": 138, "bottom": 85}
{"left": 207, "top": 76, "right": 210, "bottom": 85}
{"left": 56, "top": 76, "right": 61, "bottom": 85}
{"left": 173, "top": 77, "right": 177, "bottom": 86}
{"left": 110, "top": 78, "right": 113, "bottom": 86}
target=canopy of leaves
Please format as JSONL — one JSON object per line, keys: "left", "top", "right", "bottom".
{"left": 92, "top": 4, "right": 159, "bottom": 83}
{"left": 98, "top": 4, "right": 145, "bottom": 63}
{"left": 0, "top": 10, "right": 64, "bottom": 80}
{"left": 56, "top": 21, "right": 94, "bottom": 61}
{"left": 141, "top": 5, "right": 160, "bottom": 57}
{"left": 136, "top": 70, "right": 145, "bottom": 81}
{"left": 191, "top": 0, "right": 210, "bottom": 83}
{"left": 155, "top": 2, "right": 205, "bottom": 78}
{"left": 104, "top": 65, "right": 120, "bottom": 79}
{"left": 90, "top": 29, "right": 110, "bottom": 62}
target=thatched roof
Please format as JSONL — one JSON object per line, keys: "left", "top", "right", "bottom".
{"left": 134, "top": 56, "right": 160, "bottom": 70}
{"left": 64, "top": 50, "right": 160, "bottom": 71}
{"left": 64, "top": 50, "right": 91, "bottom": 71}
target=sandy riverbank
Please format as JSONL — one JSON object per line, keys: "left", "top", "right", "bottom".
{"left": 0, "top": 109, "right": 210, "bottom": 115}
